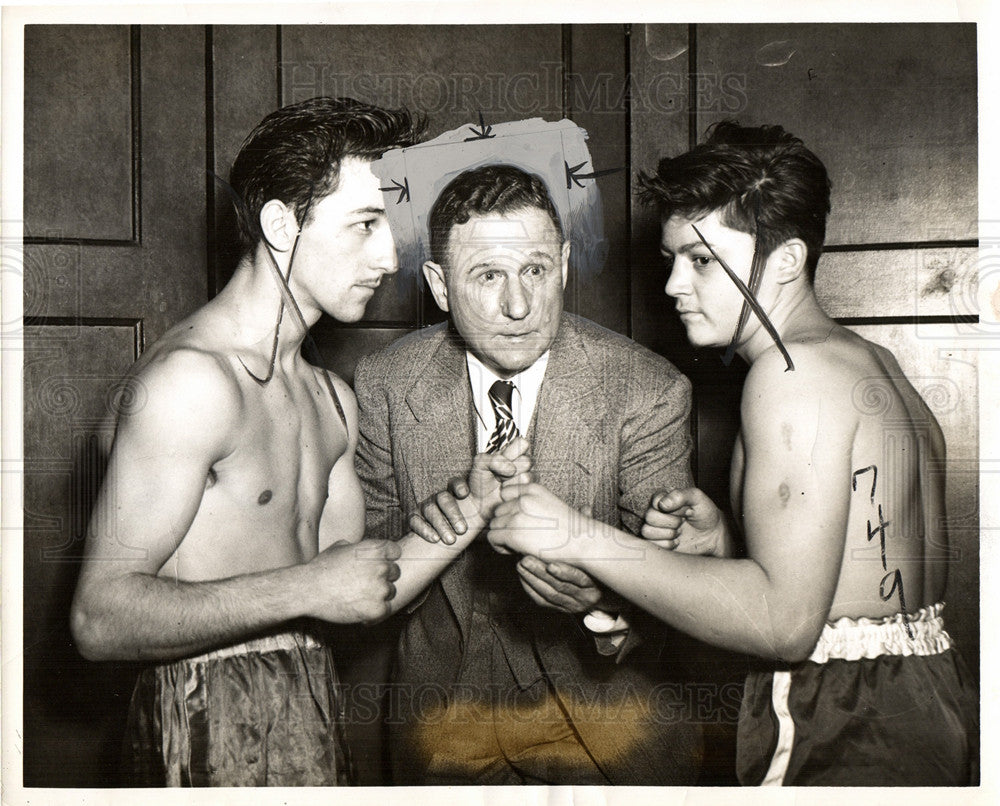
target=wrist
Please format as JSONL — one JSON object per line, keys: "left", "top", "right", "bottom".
{"left": 278, "top": 563, "right": 310, "bottom": 621}
{"left": 575, "top": 523, "right": 647, "bottom": 574}
{"left": 456, "top": 494, "right": 488, "bottom": 540}
{"left": 569, "top": 516, "right": 618, "bottom": 569}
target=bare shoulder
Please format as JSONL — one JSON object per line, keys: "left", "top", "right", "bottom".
{"left": 310, "top": 364, "right": 359, "bottom": 428}
{"left": 745, "top": 339, "right": 843, "bottom": 394}
{"left": 742, "top": 337, "right": 862, "bottom": 438}
{"left": 118, "top": 339, "right": 244, "bottom": 446}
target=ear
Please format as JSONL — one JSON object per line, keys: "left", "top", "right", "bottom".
{"left": 422, "top": 260, "right": 450, "bottom": 313}
{"left": 259, "top": 199, "right": 299, "bottom": 253}
{"left": 770, "top": 238, "right": 808, "bottom": 285}
{"left": 560, "top": 240, "right": 571, "bottom": 288}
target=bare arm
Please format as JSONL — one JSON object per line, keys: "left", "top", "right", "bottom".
{"left": 386, "top": 438, "right": 532, "bottom": 615}
{"left": 351, "top": 356, "right": 533, "bottom": 613}
{"left": 318, "top": 376, "right": 367, "bottom": 550}
{"left": 491, "top": 353, "right": 854, "bottom": 662}
{"left": 518, "top": 361, "right": 695, "bottom": 616}
{"left": 71, "top": 351, "right": 398, "bottom": 662}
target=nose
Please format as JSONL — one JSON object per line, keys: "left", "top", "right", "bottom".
{"left": 663, "top": 261, "right": 688, "bottom": 299}
{"left": 501, "top": 276, "right": 530, "bottom": 320}
{"left": 374, "top": 226, "right": 399, "bottom": 276}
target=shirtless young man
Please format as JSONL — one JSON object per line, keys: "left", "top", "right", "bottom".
{"left": 70, "top": 97, "right": 529, "bottom": 787}
{"left": 488, "top": 122, "right": 978, "bottom": 785}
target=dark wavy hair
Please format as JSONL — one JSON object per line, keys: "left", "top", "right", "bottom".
{"left": 638, "top": 121, "right": 831, "bottom": 282}
{"left": 428, "top": 164, "right": 564, "bottom": 267}
{"left": 229, "top": 96, "right": 425, "bottom": 254}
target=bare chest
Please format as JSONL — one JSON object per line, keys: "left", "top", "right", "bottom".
{"left": 170, "top": 376, "right": 348, "bottom": 578}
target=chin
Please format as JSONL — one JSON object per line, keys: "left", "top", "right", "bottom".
{"left": 329, "top": 300, "right": 369, "bottom": 324}
{"left": 680, "top": 325, "right": 722, "bottom": 349}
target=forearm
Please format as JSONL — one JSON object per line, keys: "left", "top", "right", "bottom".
{"left": 387, "top": 495, "right": 487, "bottom": 614}
{"left": 574, "top": 527, "right": 818, "bottom": 661}
{"left": 71, "top": 563, "right": 310, "bottom": 662}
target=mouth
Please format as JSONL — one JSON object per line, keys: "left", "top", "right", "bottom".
{"left": 356, "top": 280, "right": 382, "bottom": 290}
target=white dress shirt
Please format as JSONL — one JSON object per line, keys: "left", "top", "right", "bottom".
{"left": 465, "top": 350, "right": 550, "bottom": 451}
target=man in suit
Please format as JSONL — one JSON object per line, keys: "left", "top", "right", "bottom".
{"left": 354, "top": 164, "right": 702, "bottom": 785}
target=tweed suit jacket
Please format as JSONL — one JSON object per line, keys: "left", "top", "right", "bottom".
{"left": 354, "top": 312, "right": 701, "bottom": 784}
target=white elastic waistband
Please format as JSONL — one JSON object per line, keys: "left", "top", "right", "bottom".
{"left": 186, "top": 630, "right": 324, "bottom": 663}
{"left": 807, "top": 602, "right": 952, "bottom": 663}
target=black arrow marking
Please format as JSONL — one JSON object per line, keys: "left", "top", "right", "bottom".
{"left": 379, "top": 177, "right": 410, "bottom": 204}
{"left": 464, "top": 112, "right": 495, "bottom": 141}
{"left": 691, "top": 223, "right": 795, "bottom": 372}
{"left": 723, "top": 196, "right": 767, "bottom": 366}
{"left": 565, "top": 160, "right": 624, "bottom": 189}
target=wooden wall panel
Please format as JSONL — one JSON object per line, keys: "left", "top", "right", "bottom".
{"left": 22, "top": 322, "right": 142, "bottom": 787}
{"left": 280, "top": 25, "right": 565, "bottom": 134}
{"left": 696, "top": 23, "right": 977, "bottom": 246}
{"left": 24, "top": 26, "right": 135, "bottom": 242}
{"left": 816, "top": 246, "right": 978, "bottom": 319}
{"left": 564, "top": 24, "right": 629, "bottom": 334}
{"left": 23, "top": 26, "right": 209, "bottom": 347}
{"left": 628, "top": 24, "right": 690, "bottom": 358}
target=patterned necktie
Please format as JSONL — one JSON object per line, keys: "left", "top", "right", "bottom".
{"left": 485, "top": 380, "right": 519, "bottom": 453}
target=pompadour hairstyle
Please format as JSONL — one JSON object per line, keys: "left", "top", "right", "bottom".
{"left": 638, "top": 121, "right": 832, "bottom": 281}
{"left": 229, "top": 96, "right": 425, "bottom": 254}
{"left": 428, "top": 164, "right": 564, "bottom": 267}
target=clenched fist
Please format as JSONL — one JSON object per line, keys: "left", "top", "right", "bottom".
{"left": 642, "top": 487, "right": 732, "bottom": 557}
{"left": 409, "top": 437, "right": 533, "bottom": 545}
{"left": 304, "top": 539, "right": 402, "bottom": 624}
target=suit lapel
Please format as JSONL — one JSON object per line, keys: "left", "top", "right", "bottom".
{"left": 399, "top": 328, "right": 477, "bottom": 634}
{"left": 531, "top": 316, "right": 631, "bottom": 775}
{"left": 531, "top": 316, "right": 608, "bottom": 509}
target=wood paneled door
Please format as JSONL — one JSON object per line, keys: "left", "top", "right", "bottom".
{"left": 23, "top": 25, "right": 210, "bottom": 785}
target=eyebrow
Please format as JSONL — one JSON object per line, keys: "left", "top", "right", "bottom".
{"left": 466, "top": 251, "right": 555, "bottom": 271}
{"left": 660, "top": 241, "right": 710, "bottom": 255}
{"left": 349, "top": 206, "right": 386, "bottom": 216}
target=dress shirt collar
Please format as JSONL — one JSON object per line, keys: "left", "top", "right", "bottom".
{"left": 466, "top": 350, "right": 550, "bottom": 449}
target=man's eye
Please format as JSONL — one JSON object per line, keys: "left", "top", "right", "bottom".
{"left": 355, "top": 219, "right": 376, "bottom": 232}
{"left": 692, "top": 255, "right": 713, "bottom": 268}
{"left": 482, "top": 270, "right": 499, "bottom": 282}
{"left": 524, "top": 264, "right": 545, "bottom": 277}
